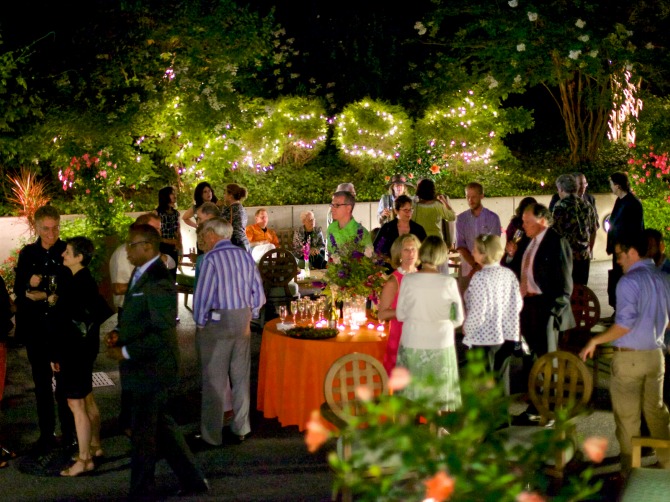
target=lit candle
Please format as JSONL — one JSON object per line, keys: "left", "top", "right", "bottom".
{"left": 367, "top": 323, "right": 375, "bottom": 330}
{"left": 376, "top": 325, "right": 385, "bottom": 332}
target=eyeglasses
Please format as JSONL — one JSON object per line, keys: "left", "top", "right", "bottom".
{"left": 330, "top": 203, "right": 352, "bottom": 209}
{"left": 126, "top": 240, "right": 150, "bottom": 248}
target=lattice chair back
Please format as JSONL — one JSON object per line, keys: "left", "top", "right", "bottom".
{"left": 570, "top": 284, "right": 601, "bottom": 330}
{"left": 528, "top": 350, "right": 593, "bottom": 426}
{"left": 323, "top": 353, "right": 388, "bottom": 425}
{"left": 258, "top": 247, "right": 299, "bottom": 298}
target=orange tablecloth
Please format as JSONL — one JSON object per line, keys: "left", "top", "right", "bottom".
{"left": 257, "top": 318, "right": 388, "bottom": 431}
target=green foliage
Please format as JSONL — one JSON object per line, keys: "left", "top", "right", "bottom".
{"left": 327, "top": 350, "right": 601, "bottom": 501}
{"left": 334, "top": 99, "right": 413, "bottom": 173}
{"left": 635, "top": 93, "right": 670, "bottom": 153}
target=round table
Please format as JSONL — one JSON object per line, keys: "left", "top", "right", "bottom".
{"left": 257, "top": 318, "right": 388, "bottom": 431}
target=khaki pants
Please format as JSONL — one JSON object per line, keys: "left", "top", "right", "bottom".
{"left": 610, "top": 349, "right": 670, "bottom": 471}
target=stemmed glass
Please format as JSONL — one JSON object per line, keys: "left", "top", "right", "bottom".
{"left": 308, "top": 302, "right": 317, "bottom": 325}
{"left": 512, "top": 229, "right": 524, "bottom": 243}
{"left": 297, "top": 300, "right": 307, "bottom": 323}
{"left": 279, "top": 305, "right": 288, "bottom": 325}
{"left": 47, "top": 275, "right": 58, "bottom": 307}
{"left": 290, "top": 300, "right": 298, "bottom": 324}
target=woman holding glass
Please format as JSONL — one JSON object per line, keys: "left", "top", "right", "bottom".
{"left": 395, "top": 236, "right": 463, "bottom": 411}
{"left": 377, "top": 234, "right": 421, "bottom": 374}
{"left": 501, "top": 196, "right": 536, "bottom": 275}
{"left": 220, "top": 183, "right": 251, "bottom": 252}
{"left": 292, "top": 210, "right": 326, "bottom": 269}
{"left": 411, "top": 178, "right": 455, "bottom": 240}
{"left": 50, "top": 237, "right": 111, "bottom": 476}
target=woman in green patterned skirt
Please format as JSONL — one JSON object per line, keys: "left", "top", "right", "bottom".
{"left": 395, "top": 236, "right": 464, "bottom": 410}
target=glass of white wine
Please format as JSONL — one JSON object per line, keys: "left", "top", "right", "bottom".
{"left": 290, "top": 300, "right": 298, "bottom": 323}
{"left": 278, "top": 305, "right": 288, "bottom": 324}
{"left": 47, "top": 275, "right": 57, "bottom": 307}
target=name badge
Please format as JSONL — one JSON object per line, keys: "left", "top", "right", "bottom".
{"left": 211, "top": 312, "right": 221, "bottom": 321}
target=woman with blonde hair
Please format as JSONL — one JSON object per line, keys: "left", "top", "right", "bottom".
{"left": 377, "top": 234, "right": 421, "bottom": 374}
{"left": 396, "top": 236, "right": 463, "bottom": 410}
{"left": 220, "top": 183, "right": 251, "bottom": 251}
{"left": 463, "top": 234, "right": 522, "bottom": 373}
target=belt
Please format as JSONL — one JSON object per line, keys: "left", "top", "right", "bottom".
{"left": 525, "top": 293, "right": 541, "bottom": 297}
{"left": 611, "top": 346, "right": 638, "bottom": 352}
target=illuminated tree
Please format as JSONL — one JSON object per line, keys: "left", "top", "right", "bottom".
{"left": 415, "top": 0, "right": 670, "bottom": 163}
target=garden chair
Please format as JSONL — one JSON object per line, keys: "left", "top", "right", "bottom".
{"left": 321, "top": 353, "right": 393, "bottom": 502}
{"left": 257, "top": 247, "right": 299, "bottom": 323}
{"left": 620, "top": 437, "right": 670, "bottom": 502}
{"left": 495, "top": 350, "right": 593, "bottom": 478}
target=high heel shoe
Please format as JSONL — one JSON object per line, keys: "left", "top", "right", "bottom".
{"left": 60, "top": 456, "right": 94, "bottom": 477}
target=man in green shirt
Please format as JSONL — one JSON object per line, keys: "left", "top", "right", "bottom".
{"left": 327, "top": 191, "right": 372, "bottom": 255}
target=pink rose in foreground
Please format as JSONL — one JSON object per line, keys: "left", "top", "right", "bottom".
{"left": 517, "top": 491, "right": 545, "bottom": 502}
{"left": 583, "top": 436, "right": 608, "bottom": 463}
{"left": 430, "top": 164, "right": 440, "bottom": 174}
{"left": 424, "top": 470, "right": 455, "bottom": 502}
{"left": 355, "top": 385, "right": 373, "bottom": 402}
{"left": 388, "top": 367, "right": 411, "bottom": 391}
{"left": 305, "top": 410, "right": 330, "bottom": 453}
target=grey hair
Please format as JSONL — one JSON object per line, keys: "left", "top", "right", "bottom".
{"left": 556, "top": 174, "right": 578, "bottom": 194}
{"left": 201, "top": 217, "right": 233, "bottom": 240}
{"left": 300, "top": 210, "right": 315, "bottom": 222}
{"left": 198, "top": 201, "right": 220, "bottom": 218}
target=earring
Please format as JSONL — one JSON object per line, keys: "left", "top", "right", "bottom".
{"left": 399, "top": 258, "right": 403, "bottom": 263}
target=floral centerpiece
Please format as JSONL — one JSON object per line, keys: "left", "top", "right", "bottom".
{"left": 325, "top": 227, "right": 387, "bottom": 303}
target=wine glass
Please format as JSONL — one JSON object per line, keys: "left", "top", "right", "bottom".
{"left": 512, "top": 229, "right": 524, "bottom": 243}
{"left": 308, "top": 302, "right": 317, "bottom": 325}
{"left": 290, "top": 300, "right": 298, "bottom": 323}
{"left": 47, "top": 275, "right": 57, "bottom": 306}
{"left": 279, "top": 305, "right": 288, "bottom": 324}
{"left": 297, "top": 300, "right": 307, "bottom": 322}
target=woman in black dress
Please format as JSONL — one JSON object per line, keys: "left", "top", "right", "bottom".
{"left": 50, "top": 237, "right": 111, "bottom": 476}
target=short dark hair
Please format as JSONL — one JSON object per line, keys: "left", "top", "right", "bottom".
{"left": 643, "top": 228, "right": 663, "bottom": 244}
{"left": 416, "top": 178, "right": 436, "bottom": 201}
{"left": 135, "top": 212, "right": 160, "bottom": 226}
{"left": 616, "top": 232, "right": 648, "bottom": 257}
{"left": 394, "top": 194, "right": 413, "bottom": 212}
{"left": 465, "top": 182, "right": 483, "bottom": 194}
{"left": 333, "top": 190, "right": 356, "bottom": 208}
{"left": 610, "top": 172, "right": 631, "bottom": 193}
{"left": 66, "top": 236, "right": 95, "bottom": 267}
{"left": 35, "top": 205, "right": 61, "bottom": 223}
{"left": 128, "top": 223, "right": 161, "bottom": 252}
{"left": 524, "top": 203, "right": 553, "bottom": 226}
{"left": 514, "top": 197, "right": 537, "bottom": 218}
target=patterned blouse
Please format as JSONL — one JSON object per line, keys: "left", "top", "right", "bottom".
{"left": 463, "top": 264, "right": 522, "bottom": 347}
{"left": 157, "top": 209, "right": 180, "bottom": 240}
{"left": 220, "top": 202, "right": 250, "bottom": 251}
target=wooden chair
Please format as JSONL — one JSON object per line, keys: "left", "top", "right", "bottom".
{"left": 321, "top": 353, "right": 390, "bottom": 502}
{"left": 322, "top": 353, "right": 389, "bottom": 429}
{"left": 496, "top": 351, "right": 593, "bottom": 478}
{"left": 257, "top": 247, "right": 299, "bottom": 320}
{"left": 176, "top": 261, "right": 196, "bottom": 310}
{"left": 621, "top": 437, "right": 670, "bottom": 501}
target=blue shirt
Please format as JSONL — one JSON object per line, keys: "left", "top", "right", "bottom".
{"left": 193, "top": 239, "right": 266, "bottom": 326}
{"left": 456, "top": 207, "right": 501, "bottom": 276}
{"left": 614, "top": 259, "right": 670, "bottom": 350}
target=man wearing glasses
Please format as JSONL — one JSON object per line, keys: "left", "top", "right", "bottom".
{"left": 326, "top": 190, "right": 372, "bottom": 256}
{"left": 14, "top": 204, "right": 75, "bottom": 453}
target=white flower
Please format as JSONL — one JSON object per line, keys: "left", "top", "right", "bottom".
{"left": 364, "top": 246, "right": 373, "bottom": 258}
{"left": 508, "top": 0, "right": 518, "bottom": 7}
{"left": 414, "top": 21, "right": 427, "bottom": 36}
{"left": 646, "top": 42, "right": 654, "bottom": 49}
{"left": 484, "top": 75, "right": 499, "bottom": 89}
{"left": 627, "top": 30, "right": 633, "bottom": 36}
{"left": 527, "top": 12, "right": 538, "bottom": 22}
{"left": 516, "top": 43, "right": 526, "bottom": 52}
{"left": 514, "top": 74, "right": 522, "bottom": 83}
{"left": 589, "top": 50, "right": 599, "bottom": 58}
{"left": 569, "top": 50, "right": 582, "bottom": 60}
{"left": 575, "top": 19, "right": 586, "bottom": 29}
{"left": 578, "top": 35, "right": 589, "bottom": 42}
{"left": 626, "top": 63, "right": 633, "bottom": 71}
{"left": 331, "top": 255, "right": 341, "bottom": 265}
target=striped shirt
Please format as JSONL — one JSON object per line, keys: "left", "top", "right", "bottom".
{"left": 193, "top": 239, "right": 266, "bottom": 326}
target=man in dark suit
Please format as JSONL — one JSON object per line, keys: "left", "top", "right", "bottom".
{"left": 106, "top": 224, "right": 208, "bottom": 498}
{"left": 508, "top": 204, "right": 575, "bottom": 418}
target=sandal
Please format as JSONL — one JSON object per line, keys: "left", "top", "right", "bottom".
{"left": 60, "top": 457, "right": 95, "bottom": 477}
{"left": 71, "top": 444, "right": 104, "bottom": 462}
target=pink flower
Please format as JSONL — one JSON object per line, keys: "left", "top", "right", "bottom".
{"left": 408, "top": 173, "right": 414, "bottom": 179}
{"left": 517, "top": 492, "right": 545, "bottom": 502}
{"left": 583, "top": 436, "right": 608, "bottom": 463}
{"left": 356, "top": 385, "right": 373, "bottom": 401}
{"left": 100, "top": 170, "right": 107, "bottom": 179}
{"left": 417, "top": 158, "right": 422, "bottom": 164}
{"left": 424, "top": 470, "right": 455, "bottom": 502}
{"left": 108, "top": 198, "right": 114, "bottom": 204}
{"left": 388, "top": 367, "right": 411, "bottom": 391}
{"left": 86, "top": 189, "right": 91, "bottom": 194}
{"left": 305, "top": 410, "right": 330, "bottom": 453}
{"left": 430, "top": 164, "right": 440, "bottom": 174}
{"left": 384, "top": 176, "right": 391, "bottom": 182}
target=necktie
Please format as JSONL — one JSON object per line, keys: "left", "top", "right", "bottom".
{"left": 130, "top": 268, "right": 142, "bottom": 289}
{"left": 520, "top": 238, "right": 537, "bottom": 297}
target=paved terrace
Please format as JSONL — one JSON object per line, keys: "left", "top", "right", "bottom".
{"left": 0, "top": 261, "right": 654, "bottom": 501}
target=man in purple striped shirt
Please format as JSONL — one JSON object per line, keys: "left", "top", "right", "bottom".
{"left": 456, "top": 182, "right": 501, "bottom": 292}
{"left": 193, "top": 218, "right": 266, "bottom": 447}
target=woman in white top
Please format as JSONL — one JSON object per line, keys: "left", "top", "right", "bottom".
{"left": 396, "top": 236, "right": 464, "bottom": 411}
{"left": 463, "top": 234, "right": 523, "bottom": 374}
